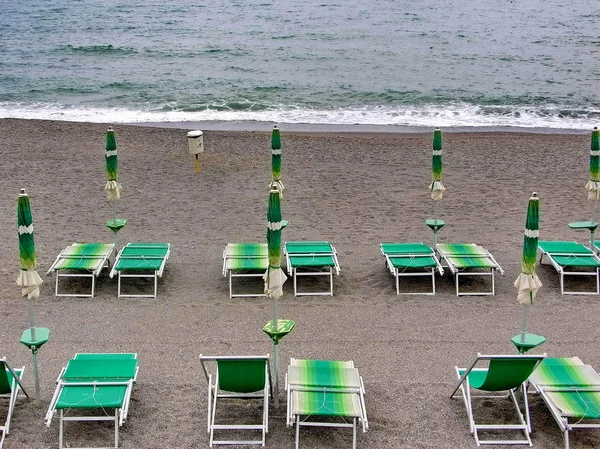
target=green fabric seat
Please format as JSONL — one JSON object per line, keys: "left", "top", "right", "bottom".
{"left": 222, "top": 243, "right": 269, "bottom": 297}
{"left": 109, "top": 242, "right": 171, "bottom": 298}
{"left": 291, "top": 390, "right": 361, "bottom": 417}
{"left": 284, "top": 241, "right": 341, "bottom": 296}
{"left": 388, "top": 256, "right": 436, "bottom": 269}
{"left": 44, "top": 353, "right": 138, "bottom": 449}
{"left": 0, "top": 359, "right": 28, "bottom": 448}
{"left": 537, "top": 241, "right": 600, "bottom": 295}
{"left": 451, "top": 354, "right": 544, "bottom": 446}
{"left": 436, "top": 243, "right": 504, "bottom": 296}
{"left": 47, "top": 243, "right": 115, "bottom": 297}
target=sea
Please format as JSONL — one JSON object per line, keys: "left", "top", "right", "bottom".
{"left": 1, "top": 0, "right": 599, "bottom": 131}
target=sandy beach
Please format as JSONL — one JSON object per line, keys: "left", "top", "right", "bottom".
{"left": 1, "top": 118, "right": 599, "bottom": 449}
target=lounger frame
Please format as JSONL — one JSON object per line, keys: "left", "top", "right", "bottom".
{"left": 46, "top": 243, "right": 114, "bottom": 298}
{"left": 284, "top": 242, "right": 341, "bottom": 296}
{"left": 437, "top": 244, "right": 504, "bottom": 296}
{"left": 109, "top": 243, "right": 171, "bottom": 298}
{"left": 538, "top": 246, "right": 600, "bottom": 295}
{"left": 44, "top": 353, "right": 138, "bottom": 449}
{"left": 0, "top": 359, "right": 28, "bottom": 449}
{"left": 222, "top": 244, "right": 269, "bottom": 298}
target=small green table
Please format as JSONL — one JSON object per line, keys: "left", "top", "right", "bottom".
{"left": 106, "top": 218, "right": 128, "bottom": 233}
{"left": 426, "top": 219, "right": 446, "bottom": 232}
{"left": 511, "top": 333, "right": 546, "bottom": 354}
{"left": 263, "top": 319, "right": 295, "bottom": 344}
{"left": 20, "top": 327, "right": 50, "bottom": 352}
{"left": 569, "top": 221, "right": 598, "bottom": 251}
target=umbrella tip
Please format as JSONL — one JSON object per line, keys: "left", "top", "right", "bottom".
{"left": 19, "top": 188, "right": 27, "bottom": 196}
{"left": 594, "top": 126, "right": 598, "bottom": 131}
{"left": 273, "top": 124, "right": 278, "bottom": 130}
{"left": 107, "top": 126, "right": 113, "bottom": 131}
{"left": 531, "top": 192, "right": 538, "bottom": 199}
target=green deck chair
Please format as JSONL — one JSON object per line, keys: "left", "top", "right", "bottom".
{"left": 109, "top": 242, "right": 171, "bottom": 298}
{"left": 285, "top": 358, "right": 368, "bottom": 449}
{"left": 0, "top": 358, "right": 28, "bottom": 449}
{"left": 436, "top": 243, "right": 505, "bottom": 296}
{"left": 380, "top": 243, "right": 445, "bottom": 295}
{"left": 200, "top": 355, "right": 273, "bottom": 447}
{"left": 537, "top": 241, "right": 600, "bottom": 295}
{"left": 451, "top": 353, "right": 545, "bottom": 446}
{"left": 44, "top": 353, "right": 139, "bottom": 449}
{"left": 529, "top": 357, "right": 600, "bottom": 449}
{"left": 284, "top": 241, "right": 341, "bottom": 296}
{"left": 222, "top": 243, "right": 269, "bottom": 298}
{"left": 46, "top": 243, "right": 115, "bottom": 297}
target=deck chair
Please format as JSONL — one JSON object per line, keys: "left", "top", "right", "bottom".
{"left": 284, "top": 241, "right": 341, "bottom": 296}
{"left": 285, "top": 358, "right": 368, "bottom": 449}
{"left": 0, "top": 358, "right": 28, "bottom": 449}
{"left": 109, "top": 242, "right": 171, "bottom": 298}
{"left": 529, "top": 357, "right": 600, "bottom": 449}
{"left": 46, "top": 243, "right": 115, "bottom": 297}
{"left": 436, "top": 243, "right": 504, "bottom": 296}
{"left": 451, "top": 353, "right": 545, "bottom": 446}
{"left": 537, "top": 241, "right": 600, "bottom": 295}
{"left": 380, "top": 243, "right": 444, "bottom": 295}
{"left": 200, "top": 355, "right": 272, "bottom": 447}
{"left": 222, "top": 243, "right": 269, "bottom": 298}
{"left": 44, "top": 353, "right": 139, "bottom": 449}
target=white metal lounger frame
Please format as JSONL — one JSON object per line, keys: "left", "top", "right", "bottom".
{"left": 200, "top": 355, "right": 272, "bottom": 447}
{"left": 538, "top": 250, "right": 600, "bottom": 295}
{"left": 46, "top": 245, "right": 114, "bottom": 298}
{"left": 380, "top": 247, "right": 444, "bottom": 295}
{"left": 437, "top": 247, "right": 504, "bottom": 296}
{"left": 222, "top": 247, "right": 268, "bottom": 298}
{"left": 285, "top": 359, "right": 368, "bottom": 449}
{"left": 109, "top": 244, "right": 171, "bottom": 298}
{"left": 44, "top": 356, "right": 139, "bottom": 449}
{"left": 0, "top": 359, "right": 28, "bottom": 449}
{"left": 285, "top": 247, "right": 341, "bottom": 297}
{"left": 529, "top": 358, "right": 600, "bottom": 449}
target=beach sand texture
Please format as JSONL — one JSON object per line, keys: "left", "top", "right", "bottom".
{"left": 0, "top": 118, "right": 599, "bottom": 449}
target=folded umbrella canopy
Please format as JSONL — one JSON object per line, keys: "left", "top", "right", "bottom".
{"left": 271, "top": 125, "right": 284, "bottom": 193}
{"left": 105, "top": 126, "right": 121, "bottom": 201}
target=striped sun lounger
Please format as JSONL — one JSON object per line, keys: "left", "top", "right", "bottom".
{"left": 46, "top": 243, "right": 115, "bottom": 297}
{"left": 538, "top": 241, "right": 600, "bottom": 295}
{"left": 222, "top": 243, "right": 269, "bottom": 298}
{"left": 436, "top": 243, "right": 504, "bottom": 296}
{"left": 285, "top": 358, "right": 368, "bottom": 449}
{"left": 380, "top": 243, "right": 444, "bottom": 295}
{"left": 284, "top": 241, "right": 341, "bottom": 296}
{"left": 529, "top": 357, "right": 600, "bottom": 449}
{"left": 45, "top": 353, "right": 139, "bottom": 449}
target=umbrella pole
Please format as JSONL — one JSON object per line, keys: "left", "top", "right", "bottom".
{"left": 112, "top": 202, "right": 119, "bottom": 251}
{"left": 519, "top": 303, "right": 530, "bottom": 343}
{"left": 592, "top": 201, "right": 597, "bottom": 251}
{"left": 27, "top": 299, "right": 41, "bottom": 404}
{"left": 433, "top": 201, "right": 440, "bottom": 249}
{"left": 272, "top": 297, "right": 279, "bottom": 408}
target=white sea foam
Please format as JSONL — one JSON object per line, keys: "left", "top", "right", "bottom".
{"left": 0, "top": 102, "right": 598, "bottom": 131}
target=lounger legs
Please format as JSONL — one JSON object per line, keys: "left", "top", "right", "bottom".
{"left": 59, "top": 408, "right": 120, "bottom": 449}
{"left": 294, "top": 416, "right": 357, "bottom": 449}
{"left": 55, "top": 272, "right": 96, "bottom": 298}
{"left": 292, "top": 268, "right": 334, "bottom": 296}
{"left": 454, "top": 271, "right": 496, "bottom": 296}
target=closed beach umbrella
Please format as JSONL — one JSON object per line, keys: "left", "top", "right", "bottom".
{"left": 514, "top": 193, "right": 543, "bottom": 337}
{"left": 586, "top": 127, "right": 600, "bottom": 217}
{"left": 105, "top": 126, "right": 121, "bottom": 202}
{"left": 430, "top": 128, "right": 445, "bottom": 201}
{"left": 271, "top": 125, "right": 284, "bottom": 193}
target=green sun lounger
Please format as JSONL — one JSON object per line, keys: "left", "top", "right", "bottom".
{"left": 200, "top": 355, "right": 272, "bottom": 447}
{"left": 109, "top": 242, "right": 171, "bottom": 298}
{"left": 222, "top": 243, "right": 269, "bottom": 298}
{"left": 451, "top": 353, "right": 545, "bottom": 446}
{"left": 46, "top": 243, "right": 115, "bottom": 297}
{"left": 285, "top": 358, "right": 368, "bottom": 449}
{"left": 380, "top": 243, "right": 444, "bottom": 295}
{"left": 0, "top": 358, "right": 28, "bottom": 449}
{"left": 45, "top": 353, "right": 139, "bottom": 449}
{"left": 538, "top": 241, "right": 600, "bottom": 295}
{"left": 529, "top": 357, "right": 600, "bottom": 449}
{"left": 436, "top": 243, "right": 504, "bottom": 296}
{"left": 284, "top": 241, "right": 341, "bottom": 296}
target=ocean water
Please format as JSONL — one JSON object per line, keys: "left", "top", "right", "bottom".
{"left": 1, "top": 0, "right": 599, "bottom": 130}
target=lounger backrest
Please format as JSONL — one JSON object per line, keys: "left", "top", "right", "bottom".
{"left": 0, "top": 361, "right": 11, "bottom": 394}
{"left": 475, "top": 357, "right": 542, "bottom": 391}
{"left": 217, "top": 359, "right": 267, "bottom": 393}
{"left": 63, "top": 359, "right": 138, "bottom": 380}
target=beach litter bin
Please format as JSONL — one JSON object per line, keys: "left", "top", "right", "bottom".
{"left": 187, "top": 130, "right": 203, "bottom": 172}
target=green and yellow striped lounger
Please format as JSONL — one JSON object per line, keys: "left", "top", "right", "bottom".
{"left": 46, "top": 243, "right": 115, "bottom": 297}
{"left": 222, "top": 243, "right": 269, "bottom": 298}
{"left": 285, "top": 358, "right": 368, "bottom": 449}
{"left": 44, "top": 353, "right": 139, "bottom": 449}
{"left": 537, "top": 241, "right": 600, "bottom": 295}
{"left": 380, "top": 243, "right": 444, "bottom": 295}
{"left": 529, "top": 357, "right": 600, "bottom": 449}
{"left": 284, "top": 241, "right": 341, "bottom": 296}
{"left": 109, "top": 243, "right": 171, "bottom": 298}
{"left": 436, "top": 243, "right": 504, "bottom": 296}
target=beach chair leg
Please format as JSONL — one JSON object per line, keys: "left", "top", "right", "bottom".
{"left": 0, "top": 427, "right": 5, "bottom": 449}
{"left": 492, "top": 270, "right": 495, "bottom": 295}
{"left": 395, "top": 270, "right": 400, "bottom": 295}
{"left": 352, "top": 417, "right": 357, "bottom": 449}
{"left": 293, "top": 268, "right": 298, "bottom": 297}
{"left": 59, "top": 410, "right": 64, "bottom": 449}
{"left": 560, "top": 272, "right": 565, "bottom": 295}
{"left": 91, "top": 276, "right": 95, "bottom": 297}
{"left": 118, "top": 273, "right": 122, "bottom": 297}
{"left": 596, "top": 268, "right": 600, "bottom": 295}
{"left": 563, "top": 428, "right": 570, "bottom": 449}
{"left": 114, "top": 409, "right": 119, "bottom": 449}
{"left": 329, "top": 268, "right": 333, "bottom": 296}
{"left": 455, "top": 274, "right": 460, "bottom": 297}
{"left": 432, "top": 269, "right": 436, "bottom": 295}
{"left": 229, "top": 272, "right": 233, "bottom": 298}
{"left": 295, "top": 416, "right": 300, "bottom": 449}
{"left": 153, "top": 274, "right": 158, "bottom": 299}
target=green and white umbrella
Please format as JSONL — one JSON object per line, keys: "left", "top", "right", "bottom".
{"left": 429, "top": 128, "right": 446, "bottom": 201}
{"left": 586, "top": 127, "right": 600, "bottom": 217}
{"left": 271, "top": 125, "right": 284, "bottom": 193}
{"left": 514, "top": 193, "right": 542, "bottom": 338}
{"left": 105, "top": 126, "right": 121, "bottom": 201}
